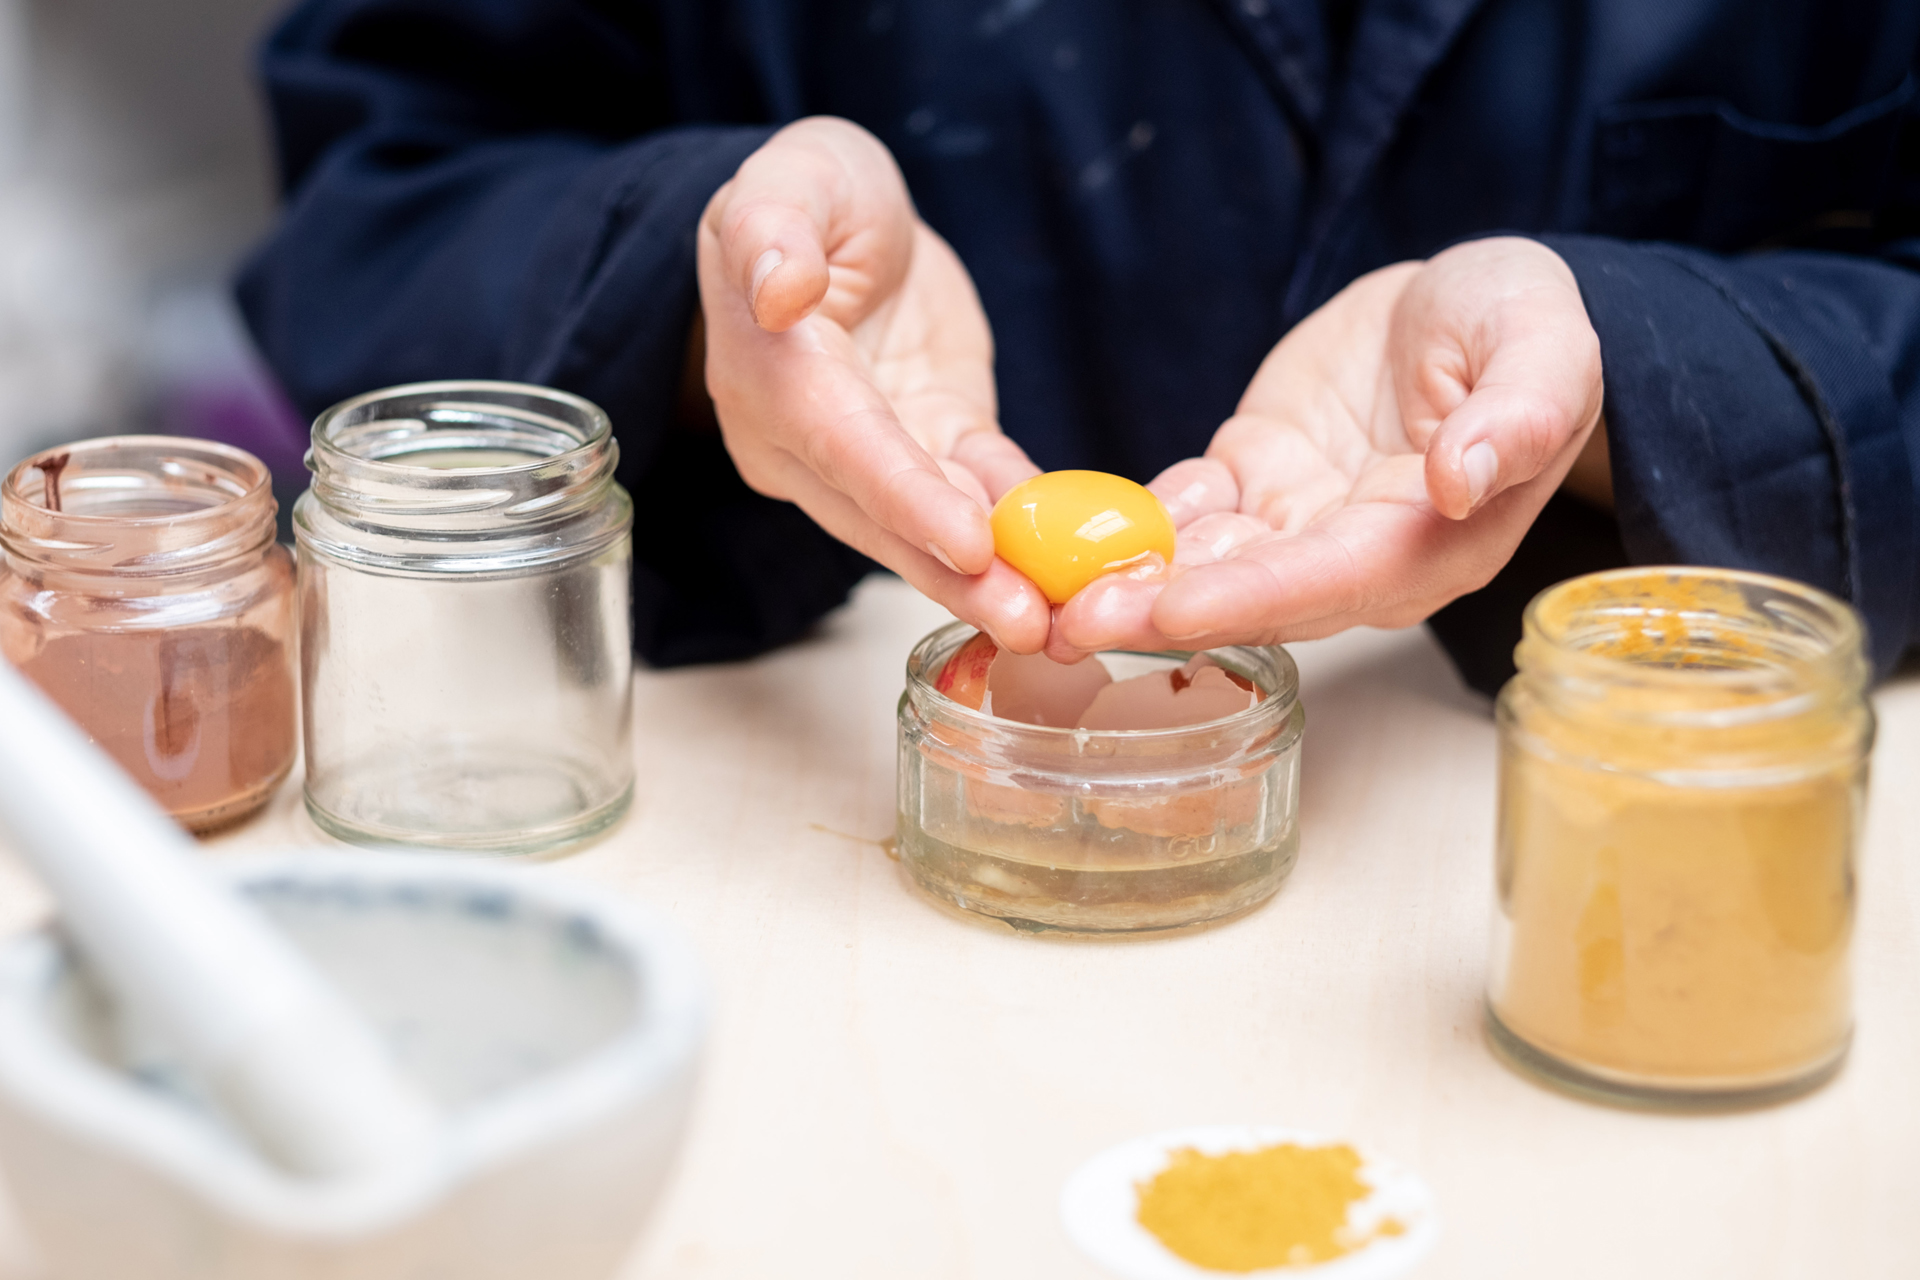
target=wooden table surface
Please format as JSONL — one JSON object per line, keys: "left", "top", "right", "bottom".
{"left": 0, "top": 575, "right": 1915, "bottom": 1279}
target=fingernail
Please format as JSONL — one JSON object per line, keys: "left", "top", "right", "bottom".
{"left": 1464, "top": 441, "right": 1499, "bottom": 507}
{"left": 926, "top": 540, "right": 963, "bottom": 574}
{"left": 748, "top": 249, "right": 784, "bottom": 313}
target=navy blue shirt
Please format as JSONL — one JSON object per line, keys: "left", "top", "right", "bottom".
{"left": 239, "top": 0, "right": 1920, "bottom": 686}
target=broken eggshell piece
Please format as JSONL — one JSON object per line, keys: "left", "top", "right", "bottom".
{"left": 1077, "top": 658, "right": 1256, "bottom": 731}
{"left": 932, "top": 634, "right": 1259, "bottom": 730}
{"left": 986, "top": 649, "right": 1115, "bottom": 726}
{"left": 932, "top": 630, "right": 997, "bottom": 710}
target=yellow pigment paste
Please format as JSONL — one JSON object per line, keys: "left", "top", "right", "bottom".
{"left": 1491, "top": 569, "right": 1868, "bottom": 1090}
{"left": 1134, "top": 1143, "right": 1402, "bottom": 1272}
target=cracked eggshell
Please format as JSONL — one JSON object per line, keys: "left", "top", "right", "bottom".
{"left": 962, "top": 776, "right": 1071, "bottom": 829}
{"left": 1175, "top": 652, "right": 1260, "bottom": 696}
{"left": 933, "top": 635, "right": 1263, "bottom": 733}
{"left": 1084, "top": 776, "right": 1265, "bottom": 839}
{"left": 1075, "top": 662, "right": 1256, "bottom": 732}
{"left": 985, "top": 648, "right": 1114, "bottom": 728}
{"left": 933, "top": 630, "right": 998, "bottom": 710}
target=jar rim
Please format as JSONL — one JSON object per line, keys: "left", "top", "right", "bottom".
{"left": 1516, "top": 565, "right": 1868, "bottom": 726}
{"left": 296, "top": 381, "right": 630, "bottom": 571}
{"left": 904, "top": 619, "right": 1299, "bottom": 742}
{"left": 1, "top": 435, "right": 273, "bottom": 530}
{"left": 308, "top": 380, "right": 612, "bottom": 477}
{"left": 1506, "top": 568, "right": 1871, "bottom": 803}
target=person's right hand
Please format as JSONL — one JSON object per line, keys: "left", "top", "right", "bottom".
{"left": 1048, "top": 238, "right": 1604, "bottom": 659}
{"left": 697, "top": 117, "right": 1050, "bottom": 651}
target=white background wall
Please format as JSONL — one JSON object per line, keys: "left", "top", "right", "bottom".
{"left": 0, "top": 0, "right": 290, "bottom": 470}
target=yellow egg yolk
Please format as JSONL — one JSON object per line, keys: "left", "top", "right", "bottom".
{"left": 989, "top": 470, "right": 1177, "bottom": 604}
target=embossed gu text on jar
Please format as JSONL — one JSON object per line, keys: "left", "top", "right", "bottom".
{"left": 296, "top": 382, "right": 634, "bottom": 856}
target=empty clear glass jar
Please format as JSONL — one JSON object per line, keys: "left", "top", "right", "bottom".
{"left": 0, "top": 437, "right": 297, "bottom": 832}
{"left": 296, "top": 382, "right": 634, "bottom": 855}
{"left": 898, "top": 623, "right": 1305, "bottom": 934}
{"left": 1489, "top": 567, "right": 1871, "bottom": 1107}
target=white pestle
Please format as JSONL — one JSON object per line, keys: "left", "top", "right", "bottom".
{"left": 0, "top": 658, "right": 440, "bottom": 1179}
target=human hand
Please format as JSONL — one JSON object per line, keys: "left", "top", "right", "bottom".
{"left": 1050, "top": 237, "right": 1604, "bottom": 657}
{"left": 697, "top": 117, "right": 1049, "bottom": 650}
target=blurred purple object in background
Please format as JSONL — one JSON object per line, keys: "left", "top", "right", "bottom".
{"left": 148, "top": 284, "right": 309, "bottom": 481}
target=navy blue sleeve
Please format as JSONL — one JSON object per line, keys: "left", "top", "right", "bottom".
{"left": 1541, "top": 235, "right": 1920, "bottom": 677}
{"left": 236, "top": 0, "right": 874, "bottom": 667}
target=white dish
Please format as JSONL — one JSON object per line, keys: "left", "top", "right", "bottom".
{"left": 0, "top": 850, "right": 707, "bottom": 1280}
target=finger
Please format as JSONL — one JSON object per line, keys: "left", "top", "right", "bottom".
{"left": 938, "top": 458, "right": 993, "bottom": 511}
{"left": 797, "top": 382, "right": 997, "bottom": 574}
{"left": 1151, "top": 498, "right": 1525, "bottom": 643}
{"left": 867, "top": 224, "right": 1031, "bottom": 501}
{"left": 1344, "top": 451, "right": 1429, "bottom": 507}
{"left": 759, "top": 449, "right": 1051, "bottom": 651}
{"left": 705, "top": 118, "right": 914, "bottom": 333}
{"left": 1405, "top": 243, "right": 1604, "bottom": 519}
{"left": 871, "top": 225, "right": 1000, "bottom": 450}
{"left": 1233, "top": 262, "right": 1418, "bottom": 430}
{"left": 1147, "top": 457, "right": 1239, "bottom": 526}
{"left": 1176, "top": 511, "right": 1271, "bottom": 565}
{"left": 1042, "top": 604, "right": 1091, "bottom": 664}
{"left": 951, "top": 558, "right": 1053, "bottom": 655}
{"left": 708, "top": 179, "right": 833, "bottom": 333}
{"left": 1424, "top": 378, "right": 1598, "bottom": 520}
{"left": 1151, "top": 538, "right": 1393, "bottom": 645}
{"left": 701, "top": 242, "right": 998, "bottom": 574}
{"left": 950, "top": 429, "right": 1042, "bottom": 502}
{"left": 890, "top": 383, "right": 999, "bottom": 460}
{"left": 1153, "top": 558, "right": 1380, "bottom": 646}
{"left": 1205, "top": 414, "right": 1357, "bottom": 534}
{"left": 720, "top": 309, "right": 999, "bottom": 573}
{"left": 1053, "top": 574, "right": 1174, "bottom": 654}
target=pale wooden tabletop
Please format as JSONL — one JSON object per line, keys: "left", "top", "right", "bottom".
{"left": 0, "top": 575, "right": 1915, "bottom": 1279}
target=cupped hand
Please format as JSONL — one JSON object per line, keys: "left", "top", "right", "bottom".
{"left": 697, "top": 117, "right": 1049, "bottom": 651}
{"left": 1050, "top": 237, "right": 1604, "bottom": 658}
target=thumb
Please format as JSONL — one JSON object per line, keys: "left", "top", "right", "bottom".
{"left": 703, "top": 117, "right": 913, "bottom": 333}
{"left": 1415, "top": 274, "right": 1603, "bottom": 519}
{"left": 706, "top": 180, "right": 832, "bottom": 334}
{"left": 1424, "top": 376, "right": 1597, "bottom": 520}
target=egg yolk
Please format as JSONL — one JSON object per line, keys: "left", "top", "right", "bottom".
{"left": 989, "top": 470, "right": 1177, "bottom": 604}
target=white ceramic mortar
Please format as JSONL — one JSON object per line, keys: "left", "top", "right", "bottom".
{"left": 0, "top": 850, "right": 706, "bottom": 1280}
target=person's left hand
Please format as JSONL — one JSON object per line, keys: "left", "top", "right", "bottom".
{"left": 1046, "top": 237, "right": 1604, "bottom": 659}
{"left": 697, "top": 118, "right": 1050, "bottom": 654}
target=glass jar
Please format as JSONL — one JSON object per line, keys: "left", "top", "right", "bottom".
{"left": 296, "top": 381, "right": 634, "bottom": 855}
{"left": 1489, "top": 567, "right": 1872, "bottom": 1107}
{"left": 897, "top": 623, "right": 1305, "bottom": 935}
{"left": 0, "top": 437, "right": 297, "bottom": 832}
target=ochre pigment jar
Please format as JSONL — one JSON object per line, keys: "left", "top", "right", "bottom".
{"left": 897, "top": 623, "right": 1304, "bottom": 935}
{"left": 1488, "top": 567, "right": 1871, "bottom": 1107}
{"left": 296, "top": 382, "right": 633, "bottom": 855}
{"left": 0, "top": 437, "right": 297, "bottom": 832}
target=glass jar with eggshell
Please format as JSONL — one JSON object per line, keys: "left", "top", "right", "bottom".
{"left": 897, "top": 621, "right": 1305, "bottom": 934}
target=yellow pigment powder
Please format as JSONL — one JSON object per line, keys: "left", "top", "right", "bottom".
{"left": 1133, "top": 1143, "right": 1402, "bottom": 1272}
{"left": 1491, "top": 568, "right": 1869, "bottom": 1092}
{"left": 1494, "top": 740, "right": 1857, "bottom": 1082}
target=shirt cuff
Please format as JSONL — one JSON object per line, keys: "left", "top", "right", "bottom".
{"left": 1540, "top": 233, "right": 1913, "bottom": 675}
